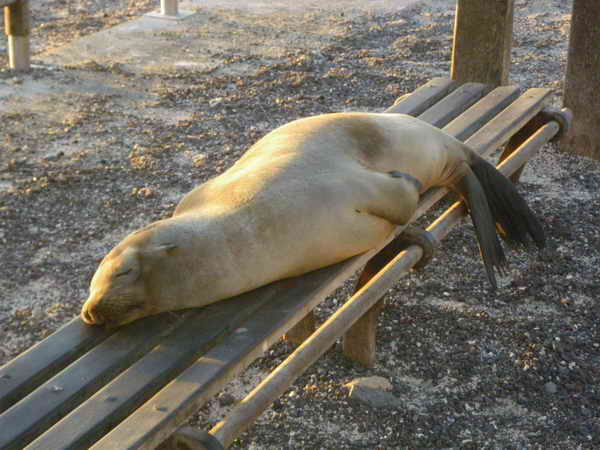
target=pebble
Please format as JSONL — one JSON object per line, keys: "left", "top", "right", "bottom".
{"left": 344, "top": 376, "right": 402, "bottom": 408}
{"left": 545, "top": 382, "right": 558, "bottom": 394}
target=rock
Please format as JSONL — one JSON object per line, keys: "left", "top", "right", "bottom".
{"left": 544, "top": 382, "right": 558, "bottom": 394}
{"left": 344, "top": 376, "right": 402, "bottom": 409}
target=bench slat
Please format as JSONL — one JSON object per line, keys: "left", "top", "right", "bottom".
{"left": 444, "top": 85, "right": 521, "bottom": 141}
{"left": 26, "top": 289, "right": 281, "bottom": 450}
{"left": 0, "top": 318, "right": 114, "bottom": 414}
{"left": 385, "top": 77, "right": 459, "bottom": 115}
{"left": 417, "top": 82, "right": 488, "bottom": 128}
{"left": 466, "top": 88, "right": 553, "bottom": 153}
{"left": 0, "top": 313, "right": 190, "bottom": 450}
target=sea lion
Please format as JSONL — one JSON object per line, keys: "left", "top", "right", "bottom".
{"left": 81, "top": 112, "right": 544, "bottom": 327}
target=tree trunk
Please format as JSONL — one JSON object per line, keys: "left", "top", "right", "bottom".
{"left": 561, "top": 0, "right": 600, "bottom": 160}
{"left": 451, "top": 0, "right": 514, "bottom": 86}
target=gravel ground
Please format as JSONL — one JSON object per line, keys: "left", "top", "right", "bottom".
{"left": 2, "top": 0, "right": 600, "bottom": 448}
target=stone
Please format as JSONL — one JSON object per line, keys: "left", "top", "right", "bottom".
{"left": 344, "top": 376, "right": 402, "bottom": 409}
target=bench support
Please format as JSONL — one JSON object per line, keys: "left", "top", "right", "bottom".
{"left": 284, "top": 311, "right": 316, "bottom": 347}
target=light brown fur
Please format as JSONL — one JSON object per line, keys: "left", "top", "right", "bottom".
{"left": 81, "top": 113, "right": 506, "bottom": 326}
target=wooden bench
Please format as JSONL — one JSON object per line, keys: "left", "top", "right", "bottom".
{"left": 0, "top": 78, "right": 570, "bottom": 449}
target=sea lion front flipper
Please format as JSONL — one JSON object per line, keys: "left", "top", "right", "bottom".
{"left": 356, "top": 226, "right": 438, "bottom": 289}
{"left": 394, "top": 225, "right": 439, "bottom": 270}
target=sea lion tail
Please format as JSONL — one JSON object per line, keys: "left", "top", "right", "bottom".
{"left": 469, "top": 153, "right": 546, "bottom": 250}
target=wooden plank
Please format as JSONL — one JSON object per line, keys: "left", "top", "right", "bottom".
{"left": 417, "top": 82, "right": 488, "bottom": 128}
{"left": 384, "top": 78, "right": 459, "bottom": 116}
{"left": 451, "top": 0, "right": 515, "bottom": 86}
{"left": 465, "top": 88, "right": 552, "bottom": 154}
{"left": 0, "top": 318, "right": 114, "bottom": 414}
{"left": 27, "top": 292, "right": 277, "bottom": 450}
{"left": 0, "top": 312, "right": 190, "bottom": 450}
{"left": 444, "top": 85, "right": 521, "bottom": 142}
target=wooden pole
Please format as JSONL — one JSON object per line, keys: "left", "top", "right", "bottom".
{"left": 160, "top": 0, "right": 178, "bottom": 16}
{"left": 561, "top": 0, "right": 600, "bottom": 160}
{"left": 4, "top": 0, "right": 31, "bottom": 70}
{"left": 451, "top": 0, "right": 514, "bottom": 86}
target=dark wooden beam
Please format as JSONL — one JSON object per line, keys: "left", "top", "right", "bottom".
{"left": 561, "top": 0, "right": 600, "bottom": 160}
{"left": 451, "top": 0, "right": 514, "bottom": 86}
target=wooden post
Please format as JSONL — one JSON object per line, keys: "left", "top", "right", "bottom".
{"left": 561, "top": 0, "right": 600, "bottom": 160}
{"left": 451, "top": 0, "right": 514, "bottom": 86}
{"left": 4, "top": 0, "right": 31, "bottom": 70}
{"left": 342, "top": 237, "right": 411, "bottom": 367}
{"left": 284, "top": 311, "right": 316, "bottom": 347}
{"left": 161, "top": 0, "right": 178, "bottom": 16}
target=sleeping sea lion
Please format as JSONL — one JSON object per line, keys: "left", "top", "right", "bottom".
{"left": 81, "top": 112, "right": 544, "bottom": 327}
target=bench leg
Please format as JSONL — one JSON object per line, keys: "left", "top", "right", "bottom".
{"left": 342, "top": 298, "right": 384, "bottom": 368}
{"left": 284, "top": 311, "right": 316, "bottom": 347}
{"left": 343, "top": 227, "right": 437, "bottom": 367}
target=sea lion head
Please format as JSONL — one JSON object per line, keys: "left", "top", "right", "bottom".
{"left": 81, "top": 224, "right": 181, "bottom": 327}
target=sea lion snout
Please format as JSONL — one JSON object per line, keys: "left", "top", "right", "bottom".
{"left": 81, "top": 298, "right": 106, "bottom": 325}
{"left": 81, "top": 231, "right": 189, "bottom": 327}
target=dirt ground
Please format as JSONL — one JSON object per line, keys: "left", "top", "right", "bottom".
{"left": 2, "top": 0, "right": 600, "bottom": 448}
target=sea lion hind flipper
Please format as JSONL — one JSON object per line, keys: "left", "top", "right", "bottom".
{"left": 469, "top": 154, "right": 546, "bottom": 249}
{"left": 453, "top": 166, "right": 507, "bottom": 290}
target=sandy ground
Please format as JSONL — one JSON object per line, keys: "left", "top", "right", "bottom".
{"left": 2, "top": 0, "right": 600, "bottom": 448}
